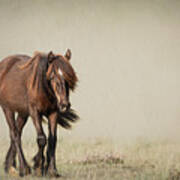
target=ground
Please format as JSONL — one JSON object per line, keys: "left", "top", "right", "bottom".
{"left": 0, "top": 138, "right": 180, "bottom": 180}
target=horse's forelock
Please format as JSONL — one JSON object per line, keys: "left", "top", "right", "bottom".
{"left": 56, "top": 56, "right": 78, "bottom": 90}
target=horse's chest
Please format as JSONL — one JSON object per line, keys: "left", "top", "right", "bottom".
{"left": 35, "top": 94, "right": 55, "bottom": 113}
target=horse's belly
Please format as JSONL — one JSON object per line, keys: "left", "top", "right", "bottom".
{"left": 0, "top": 78, "right": 28, "bottom": 114}
{"left": 0, "top": 91, "right": 28, "bottom": 114}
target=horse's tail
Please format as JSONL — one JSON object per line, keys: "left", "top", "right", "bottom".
{"left": 56, "top": 109, "right": 79, "bottom": 129}
{"left": 42, "top": 109, "right": 79, "bottom": 129}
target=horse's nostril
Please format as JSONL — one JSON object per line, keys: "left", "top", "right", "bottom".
{"left": 60, "top": 104, "right": 67, "bottom": 112}
{"left": 62, "top": 106, "right": 67, "bottom": 112}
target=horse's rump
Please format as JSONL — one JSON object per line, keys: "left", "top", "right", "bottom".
{"left": 0, "top": 55, "right": 32, "bottom": 112}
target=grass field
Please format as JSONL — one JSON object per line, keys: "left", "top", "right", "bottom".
{"left": 0, "top": 138, "right": 180, "bottom": 180}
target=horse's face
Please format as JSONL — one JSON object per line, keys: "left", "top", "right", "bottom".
{"left": 46, "top": 51, "right": 72, "bottom": 113}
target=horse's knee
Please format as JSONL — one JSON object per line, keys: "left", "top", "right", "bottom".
{"left": 10, "top": 130, "right": 20, "bottom": 142}
{"left": 37, "top": 135, "right": 46, "bottom": 147}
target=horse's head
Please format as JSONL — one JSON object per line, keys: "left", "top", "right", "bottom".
{"left": 46, "top": 49, "right": 78, "bottom": 113}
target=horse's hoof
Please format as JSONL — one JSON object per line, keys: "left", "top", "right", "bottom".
{"left": 19, "top": 166, "right": 31, "bottom": 177}
{"left": 7, "top": 166, "right": 18, "bottom": 176}
{"left": 46, "top": 169, "right": 61, "bottom": 178}
{"left": 33, "top": 167, "right": 43, "bottom": 177}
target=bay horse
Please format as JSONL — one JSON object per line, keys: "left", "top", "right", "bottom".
{"left": 0, "top": 49, "right": 78, "bottom": 177}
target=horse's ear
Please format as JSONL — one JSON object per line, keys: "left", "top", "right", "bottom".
{"left": 65, "top": 49, "right": 71, "bottom": 61}
{"left": 48, "top": 51, "right": 55, "bottom": 63}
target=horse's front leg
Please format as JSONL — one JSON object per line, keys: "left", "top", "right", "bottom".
{"left": 29, "top": 107, "right": 47, "bottom": 176}
{"left": 45, "top": 112, "right": 60, "bottom": 177}
{"left": 4, "top": 115, "right": 28, "bottom": 175}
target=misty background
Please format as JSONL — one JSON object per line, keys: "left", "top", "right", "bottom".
{"left": 0, "top": 0, "right": 180, "bottom": 142}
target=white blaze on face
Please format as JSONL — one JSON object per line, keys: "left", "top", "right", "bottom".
{"left": 56, "top": 68, "right": 63, "bottom": 102}
{"left": 58, "top": 68, "right": 63, "bottom": 77}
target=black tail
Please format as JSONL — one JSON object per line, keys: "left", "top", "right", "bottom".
{"left": 56, "top": 109, "right": 79, "bottom": 129}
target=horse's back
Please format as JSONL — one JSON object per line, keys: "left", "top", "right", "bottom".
{"left": 0, "top": 54, "right": 30, "bottom": 75}
{"left": 0, "top": 54, "right": 31, "bottom": 86}
{"left": 0, "top": 54, "right": 30, "bottom": 67}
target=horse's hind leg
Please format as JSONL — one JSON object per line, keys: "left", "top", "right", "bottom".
{"left": 4, "top": 139, "right": 17, "bottom": 174}
{"left": 4, "top": 115, "right": 28, "bottom": 175}
{"left": 2, "top": 108, "right": 31, "bottom": 176}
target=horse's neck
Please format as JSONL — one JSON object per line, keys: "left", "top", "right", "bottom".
{"left": 28, "top": 67, "right": 54, "bottom": 101}
{"left": 27, "top": 77, "right": 56, "bottom": 112}
{"left": 42, "top": 76, "right": 55, "bottom": 100}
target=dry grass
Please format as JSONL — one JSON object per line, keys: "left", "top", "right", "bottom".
{"left": 0, "top": 138, "right": 180, "bottom": 180}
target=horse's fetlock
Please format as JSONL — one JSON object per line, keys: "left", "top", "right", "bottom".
{"left": 37, "top": 135, "right": 46, "bottom": 147}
